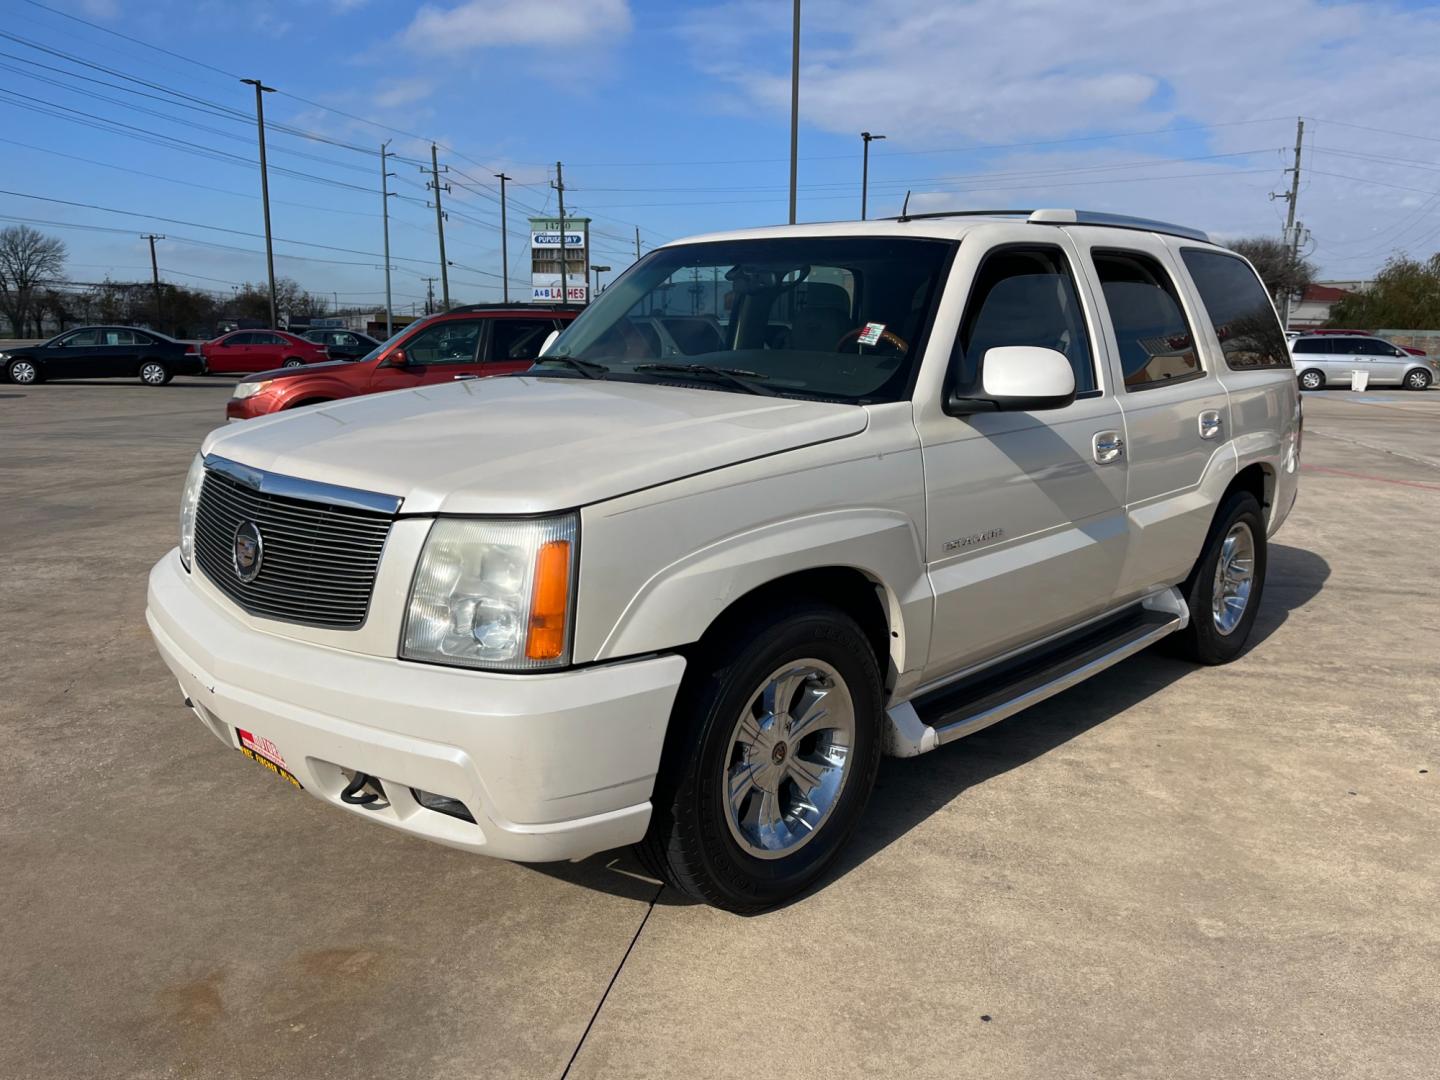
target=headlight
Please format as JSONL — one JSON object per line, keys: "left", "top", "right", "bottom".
{"left": 402, "top": 515, "right": 577, "bottom": 671}
{"left": 231, "top": 380, "right": 272, "bottom": 400}
{"left": 178, "top": 454, "right": 204, "bottom": 571}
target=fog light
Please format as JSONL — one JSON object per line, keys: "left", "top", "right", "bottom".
{"left": 410, "top": 787, "right": 476, "bottom": 823}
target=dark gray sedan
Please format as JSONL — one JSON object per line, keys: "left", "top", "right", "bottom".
{"left": 2, "top": 326, "right": 203, "bottom": 385}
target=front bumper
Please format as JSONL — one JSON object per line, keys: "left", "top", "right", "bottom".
{"left": 146, "top": 550, "right": 687, "bottom": 861}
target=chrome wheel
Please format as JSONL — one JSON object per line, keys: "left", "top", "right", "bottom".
{"left": 9, "top": 360, "right": 36, "bottom": 384}
{"left": 283, "top": 359, "right": 304, "bottom": 368}
{"left": 723, "top": 659, "right": 855, "bottom": 859}
{"left": 1299, "top": 370, "right": 1322, "bottom": 390}
{"left": 140, "top": 362, "right": 167, "bottom": 385}
{"left": 1407, "top": 369, "right": 1430, "bottom": 390}
{"left": 1211, "top": 522, "right": 1256, "bottom": 636}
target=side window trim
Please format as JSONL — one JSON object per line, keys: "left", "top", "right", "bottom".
{"left": 1091, "top": 244, "right": 1205, "bottom": 392}
{"left": 945, "top": 240, "right": 1103, "bottom": 411}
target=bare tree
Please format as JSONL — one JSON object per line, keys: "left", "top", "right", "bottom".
{"left": 0, "top": 225, "right": 67, "bottom": 336}
{"left": 1228, "top": 236, "right": 1316, "bottom": 309}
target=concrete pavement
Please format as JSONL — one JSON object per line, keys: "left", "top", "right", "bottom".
{"left": 1, "top": 378, "right": 1436, "bottom": 1079}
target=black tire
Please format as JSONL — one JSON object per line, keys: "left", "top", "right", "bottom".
{"left": 7, "top": 358, "right": 40, "bottom": 384}
{"left": 1298, "top": 369, "right": 1324, "bottom": 391}
{"left": 138, "top": 359, "right": 172, "bottom": 386}
{"left": 282, "top": 358, "right": 305, "bottom": 368}
{"left": 639, "top": 601, "right": 884, "bottom": 913}
{"left": 1169, "top": 490, "right": 1267, "bottom": 665}
{"left": 1404, "top": 368, "right": 1432, "bottom": 391}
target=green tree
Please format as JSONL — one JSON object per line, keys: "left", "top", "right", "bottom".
{"left": 1228, "top": 236, "right": 1316, "bottom": 307}
{"left": 1327, "top": 253, "right": 1440, "bottom": 329}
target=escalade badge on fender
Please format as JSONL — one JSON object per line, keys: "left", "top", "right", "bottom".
{"left": 232, "top": 521, "right": 264, "bottom": 583}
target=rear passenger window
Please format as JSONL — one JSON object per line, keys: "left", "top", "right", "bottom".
{"left": 1093, "top": 250, "right": 1201, "bottom": 390}
{"left": 1180, "top": 249, "right": 1291, "bottom": 371}
{"left": 954, "top": 245, "right": 1096, "bottom": 396}
{"left": 1292, "top": 338, "right": 1329, "bottom": 354}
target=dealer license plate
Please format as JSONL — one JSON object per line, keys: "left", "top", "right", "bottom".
{"left": 236, "top": 727, "right": 302, "bottom": 789}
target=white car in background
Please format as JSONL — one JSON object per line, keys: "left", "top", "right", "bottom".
{"left": 1290, "top": 333, "right": 1437, "bottom": 390}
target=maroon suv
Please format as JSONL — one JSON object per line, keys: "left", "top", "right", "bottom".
{"left": 224, "top": 305, "right": 579, "bottom": 420}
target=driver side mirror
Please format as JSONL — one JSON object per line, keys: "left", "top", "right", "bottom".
{"left": 386, "top": 348, "right": 412, "bottom": 368}
{"left": 947, "top": 346, "right": 1076, "bottom": 414}
{"left": 539, "top": 329, "right": 560, "bottom": 356}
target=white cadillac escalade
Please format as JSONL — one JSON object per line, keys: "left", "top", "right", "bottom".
{"left": 147, "top": 210, "right": 1300, "bottom": 912}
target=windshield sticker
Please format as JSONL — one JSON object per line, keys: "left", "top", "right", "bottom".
{"left": 857, "top": 322, "right": 885, "bottom": 346}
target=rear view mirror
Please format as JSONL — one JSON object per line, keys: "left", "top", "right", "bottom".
{"left": 949, "top": 346, "right": 1076, "bottom": 414}
{"left": 539, "top": 330, "right": 560, "bottom": 356}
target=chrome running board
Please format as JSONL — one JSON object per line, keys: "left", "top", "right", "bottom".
{"left": 884, "top": 587, "right": 1188, "bottom": 757}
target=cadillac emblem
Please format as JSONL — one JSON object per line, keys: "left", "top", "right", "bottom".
{"left": 232, "top": 520, "right": 264, "bottom": 583}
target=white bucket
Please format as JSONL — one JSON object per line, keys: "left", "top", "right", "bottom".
{"left": 1351, "top": 370, "right": 1370, "bottom": 392}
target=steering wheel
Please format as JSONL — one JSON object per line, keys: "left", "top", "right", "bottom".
{"left": 835, "top": 325, "right": 910, "bottom": 356}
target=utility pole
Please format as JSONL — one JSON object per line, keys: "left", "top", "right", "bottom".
{"left": 425, "top": 144, "right": 451, "bottom": 310}
{"left": 380, "top": 141, "right": 395, "bottom": 337}
{"left": 635, "top": 226, "right": 641, "bottom": 262}
{"left": 553, "top": 161, "right": 570, "bottom": 304}
{"left": 494, "top": 172, "right": 512, "bottom": 303}
{"left": 860, "top": 131, "right": 885, "bottom": 220}
{"left": 788, "top": 0, "right": 801, "bottom": 224}
{"left": 1274, "top": 117, "right": 1305, "bottom": 329}
{"left": 241, "top": 78, "right": 278, "bottom": 329}
{"left": 141, "top": 233, "right": 164, "bottom": 330}
{"left": 423, "top": 277, "right": 437, "bottom": 315}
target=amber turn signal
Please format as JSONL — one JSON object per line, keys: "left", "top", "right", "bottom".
{"left": 526, "top": 539, "right": 572, "bottom": 660}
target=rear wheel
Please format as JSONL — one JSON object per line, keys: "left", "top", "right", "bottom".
{"left": 7, "top": 358, "right": 39, "bottom": 384}
{"left": 139, "top": 360, "right": 172, "bottom": 386}
{"left": 1405, "top": 368, "right": 1432, "bottom": 391}
{"left": 1169, "top": 491, "right": 1267, "bottom": 665}
{"left": 1298, "top": 369, "right": 1324, "bottom": 391}
{"left": 282, "top": 358, "right": 305, "bottom": 368}
{"left": 640, "top": 602, "right": 883, "bottom": 913}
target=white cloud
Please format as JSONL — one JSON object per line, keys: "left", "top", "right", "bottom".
{"left": 373, "top": 78, "right": 436, "bottom": 109}
{"left": 678, "top": 0, "right": 1440, "bottom": 276}
{"left": 403, "top": 0, "right": 631, "bottom": 53}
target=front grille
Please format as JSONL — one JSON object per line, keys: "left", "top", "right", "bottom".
{"left": 194, "top": 467, "right": 394, "bottom": 628}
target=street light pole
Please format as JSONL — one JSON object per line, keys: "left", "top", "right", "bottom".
{"left": 241, "top": 78, "right": 278, "bottom": 329}
{"left": 860, "top": 131, "right": 885, "bottom": 220}
{"left": 788, "top": 0, "right": 801, "bottom": 224}
{"left": 591, "top": 264, "right": 611, "bottom": 298}
{"left": 494, "top": 172, "right": 512, "bottom": 303}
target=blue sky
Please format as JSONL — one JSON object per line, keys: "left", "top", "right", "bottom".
{"left": 5, "top": 0, "right": 1440, "bottom": 313}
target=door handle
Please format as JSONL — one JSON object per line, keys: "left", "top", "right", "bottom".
{"left": 1092, "top": 430, "right": 1124, "bottom": 464}
{"left": 1198, "top": 410, "right": 1223, "bottom": 440}
{"left": 453, "top": 374, "right": 478, "bottom": 380}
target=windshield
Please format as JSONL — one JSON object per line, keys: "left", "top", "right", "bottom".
{"left": 536, "top": 235, "right": 955, "bottom": 403}
{"left": 355, "top": 321, "right": 420, "bottom": 364}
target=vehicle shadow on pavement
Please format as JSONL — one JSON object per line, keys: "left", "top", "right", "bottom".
{"left": 527, "top": 543, "right": 1330, "bottom": 912}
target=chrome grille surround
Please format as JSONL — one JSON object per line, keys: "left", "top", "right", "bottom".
{"left": 193, "top": 455, "right": 401, "bottom": 629}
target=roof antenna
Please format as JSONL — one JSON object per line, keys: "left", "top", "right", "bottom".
{"left": 899, "top": 190, "right": 912, "bottom": 222}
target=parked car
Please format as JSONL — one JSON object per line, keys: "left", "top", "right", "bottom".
{"left": 1296, "top": 327, "right": 1427, "bottom": 356}
{"left": 148, "top": 209, "right": 1301, "bottom": 912}
{"left": 1290, "top": 333, "right": 1437, "bottom": 390}
{"left": 1, "top": 326, "right": 202, "bottom": 385}
{"left": 201, "top": 329, "right": 328, "bottom": 374}
{"left": 301, "top": 328, "right": 380, "bottom": 361}
{"left": 225, "top": 305, "right": 578, "bottom": 420}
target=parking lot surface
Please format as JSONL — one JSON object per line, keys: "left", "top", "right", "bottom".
{"left": 2, "top": 379, "right": 1436, "bottom": 1079}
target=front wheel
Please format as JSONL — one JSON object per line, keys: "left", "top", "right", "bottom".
{"left": 1298, "top": 369, "right": 1324, "bottom": 391}
{"left": 640, "top": 602, "right": 883, "bottom": 913}
{"left": 7, "top": 358, "right": 39, "bottom": 384}
{"left": 139, "top": 360, "right": 172, "bottom": 386}
{"left": 282, "top": 358, "right": 305, "bottom": 368}
{"left": 1405, "top": 368, "right": 1432, "bottom": 391}
{"left": 1169, "top": 491, "right": 1267, "bottom": 665}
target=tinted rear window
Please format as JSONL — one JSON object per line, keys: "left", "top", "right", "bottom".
{"left": 1293, "top": 338, "right": 1328, "bottom": 354}
{"left": 1181, "top": 249, "right": 1291, "bottom": 371}
{"left": 1093, "top": 250, "right": 1201, "bottom": 390}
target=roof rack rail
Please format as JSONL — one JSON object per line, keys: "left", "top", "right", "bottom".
{"left": 1027, "top": 209, "right": 1210, "bottom": 243}
{"left": 448, "top": 302, "right": 584, "bottom": 312}
{"left": 888, "top": 206, "right": 1210, "bottom": 243}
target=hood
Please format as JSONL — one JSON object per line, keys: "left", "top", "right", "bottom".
{"left": 201, "top": 375, "right": 868, "bottom": 514}
{"left": 239, "top": 359, "right": 355, "bottom": 383}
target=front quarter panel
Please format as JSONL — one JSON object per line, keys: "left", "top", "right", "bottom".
{"left": 574, "top": 403, "right": 931, "bottom": 694}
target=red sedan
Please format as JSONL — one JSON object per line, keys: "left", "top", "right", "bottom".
{"left": 202, "top": 330, "right": 329, "bottom": 374}
{"left": 225, "top": 305, "right": 578, "bottom": 420}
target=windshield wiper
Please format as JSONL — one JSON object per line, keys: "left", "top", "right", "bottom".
{"left": 634, "top": 363, "right": 776, "bottom": 396}
{"left": 533, "top": 355, "right": 609, "bottom": 380}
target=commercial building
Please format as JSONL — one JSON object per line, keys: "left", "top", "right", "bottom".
{"left": 529, "top": 216, "right": 591, "bottom": 304}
